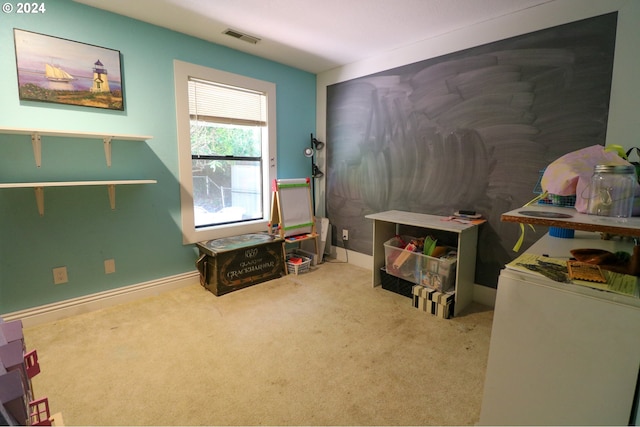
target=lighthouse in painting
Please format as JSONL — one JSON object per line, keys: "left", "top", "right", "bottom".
{"left": 90, "top": 59, "right": 110, "bottom": 92}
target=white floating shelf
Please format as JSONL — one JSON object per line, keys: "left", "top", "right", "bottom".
{"left": 0, "top": 126, "right": 153, "bottom": 167}
{"left": 0, "top": 180, "right": 157, "bottom": 216}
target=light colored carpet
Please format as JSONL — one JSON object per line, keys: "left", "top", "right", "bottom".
{"left": 23, "top": 261, "right": 493, "bottom": 426}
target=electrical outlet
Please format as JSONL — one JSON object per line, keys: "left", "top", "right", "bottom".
{"left": 104, "top": 259, "right": 116, "bottom": 274}
{"left": 52, "top": 266, "right": 68, "bottom": 284}
{"left": 342, "top": 229, "right": 349, "bottom": 241}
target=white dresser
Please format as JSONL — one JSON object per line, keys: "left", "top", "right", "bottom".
{"left": 480, "top": 206, "right": 640, "bottom": 425}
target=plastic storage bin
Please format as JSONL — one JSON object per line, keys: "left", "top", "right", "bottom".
{"left": 286, "top": 253, "right": 311, "bottom": 275}
{"left": 383, "top": 235, "right": 457, "bottom": 292}
{"left": 291, "top": 247, "right": 318, "bottom": 266}
{"left": 380, "top": 267, "right": 414, "bottom": 298}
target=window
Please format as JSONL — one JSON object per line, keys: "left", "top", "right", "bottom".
{"left": 174, "top": 60, "right": 276, "bottom": 244}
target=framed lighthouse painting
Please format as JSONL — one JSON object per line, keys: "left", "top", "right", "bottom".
{"left": 13, "top": 29, "right": 124, "bottom": 111}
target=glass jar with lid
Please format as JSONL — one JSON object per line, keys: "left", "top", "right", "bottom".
{"left": 586, "top": 164, "right": 636, "bottom": 217}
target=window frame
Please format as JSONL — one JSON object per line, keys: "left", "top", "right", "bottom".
{"left": 174, "top": 60, "right": 277, "bottom": 244}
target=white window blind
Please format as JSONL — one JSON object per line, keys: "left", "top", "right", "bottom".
{"left": 188, "top": 77, "right": 267, "bottom": 126}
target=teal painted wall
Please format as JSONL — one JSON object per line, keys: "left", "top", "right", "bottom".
{"left": 0, "top": 0, "right": 316, "bottom": 312}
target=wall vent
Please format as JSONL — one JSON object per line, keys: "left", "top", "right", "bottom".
{"left": 223, "top": 29, "right": 261, "bottom": 44}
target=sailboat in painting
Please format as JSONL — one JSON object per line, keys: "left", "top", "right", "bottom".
{"left": 44, "top": 63, "right": 75, "bottom": 82}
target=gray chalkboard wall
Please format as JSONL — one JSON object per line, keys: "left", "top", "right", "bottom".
{"left": 326, "top": 12, "right": 617, "bottom": 288}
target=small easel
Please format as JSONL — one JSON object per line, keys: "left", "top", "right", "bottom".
{"left": 268, "top": 178, "right": 319, "bottom": 273}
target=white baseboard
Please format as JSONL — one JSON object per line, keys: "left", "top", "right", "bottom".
{"left": 473, "top": 283, "right": 497, "bottom": 308}
{"left": 333, "top": 246, "right": 371, "bottom": 270}
{"left": 2, "top": 271, "right": 200, "bottom": 328}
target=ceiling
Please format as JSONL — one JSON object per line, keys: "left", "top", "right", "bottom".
{"left": 73, "top": 0, "right": 552, "bottom": 74}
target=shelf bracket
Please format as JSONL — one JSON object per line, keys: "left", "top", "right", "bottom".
{"left": 31, "top": 132, "right": 42, "bottom": 168}
{"left": 103, "top": 136, "right": 112, "bottom": 167}
{"left": 34, "top": 187, "right": 44, "bottom": 216}
{"left": 107, "top": 184, "right": 116, "bottom": 210}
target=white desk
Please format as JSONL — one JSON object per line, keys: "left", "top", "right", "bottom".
{"left": 365, "top": 210, "right": 479, "bottom": 316}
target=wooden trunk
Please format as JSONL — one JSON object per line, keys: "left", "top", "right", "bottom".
{"left": 196, "top": 233, "right": 285, "bottom": 296}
